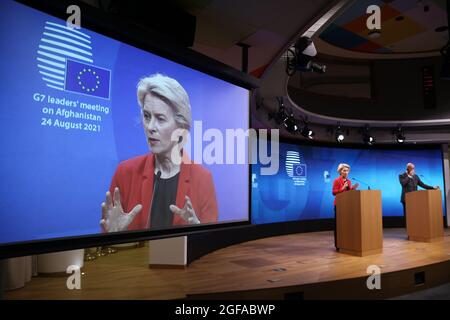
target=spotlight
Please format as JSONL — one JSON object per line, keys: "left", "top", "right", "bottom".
{"left": 394, "top": 125, "right": 405, "bottom": 143}
{"left": 364, "top": 135, "right": 375, "bottom": 145}
{"left": 300, "top": 117, "right": 314, "bottom": 139}
{"left": 284, "top": 112, "right": 299, "bottom": 133}
{"left": 335, "top": 124, "right": 345, "bottom": 143}
{"left": 361, "top": 125, "right": 375, "bottom": 145}
{"left": 269, "top": 97, "right": 288, "bottom": 125}
{"left": 268, "top": 97, "right": 300, "bottom": 134}
{"left": 286, "top": 36, "right": 326, "bottom": 76}
{"left": 301, "top": 126, "right": 314, "bottom": 139}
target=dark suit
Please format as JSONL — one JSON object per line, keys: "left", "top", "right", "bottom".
{"left": 399, "top": 172, "right": 434, "bottom": 204}
{"left": 399, "top": 173, "right": 434, "bottom": 224}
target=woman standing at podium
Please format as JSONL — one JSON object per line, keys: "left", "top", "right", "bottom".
{"left": 332, "top": 163, "right": 359, "bottom": 251}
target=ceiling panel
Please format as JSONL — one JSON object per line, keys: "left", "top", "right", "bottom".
{"left": 319, "top": 0, "right": 449, "bottom": 54}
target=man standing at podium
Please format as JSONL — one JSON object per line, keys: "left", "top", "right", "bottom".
{"left": 332, "top": 163, "right": 359, "bottom": 251}
{"left": 399, "top": 163, "right": 439, "bottom": 224}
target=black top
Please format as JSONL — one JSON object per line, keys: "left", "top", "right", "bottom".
{"left": 398, "top": 172, "right": 433, "bottom": 203}
{"left": 150, "top": 172, "right": 180, "bottom": 229}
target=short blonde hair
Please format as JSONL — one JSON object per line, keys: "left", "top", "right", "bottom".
{"left": 337, "top": 163, "right": 350, "bottom": 173}
{"left": 137, "top": 74, "right": 192, "bottom": 131}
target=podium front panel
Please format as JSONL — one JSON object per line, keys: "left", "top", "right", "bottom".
{"left": 336, "top": 190, "right": 383, "bottom": 256}
{"left": 405, "top": 189, "right": 444, "bottom": 242}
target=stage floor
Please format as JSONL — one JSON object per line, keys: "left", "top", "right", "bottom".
{"left": 4, "top": 228, "right": 450, "bottom": 299}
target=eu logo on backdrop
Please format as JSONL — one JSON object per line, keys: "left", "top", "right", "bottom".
{"left": 293, "top": 164, "right": 307, "bottom": 178}
{"left": 65, "top": 59, "right": 110, "bottom": 99}
{"left": 285, "top": 151, "right": 307, "bottom": 186}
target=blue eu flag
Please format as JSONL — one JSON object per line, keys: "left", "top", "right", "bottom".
{"left": 65, "top": 59, "right": 110, "bottom": 99}
{"left": 293, "top": 164, "right": 307, "bottom": 177}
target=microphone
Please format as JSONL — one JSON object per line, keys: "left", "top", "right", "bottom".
{"left": 153, "top": 170, "right": 161, "bottom": 193}
{"left": 351, "top": 177, "right": 371, "bottom": 190}
{"left": 149, "top": 170, "right": 161, "bottom": 220}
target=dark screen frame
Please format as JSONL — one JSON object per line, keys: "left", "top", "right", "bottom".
{"left": 0, "top": 0, "right": 258, "bottom": 259}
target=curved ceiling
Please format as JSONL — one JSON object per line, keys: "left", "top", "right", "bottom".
{"left": 319, "top": 0, "right": 448, "bottom": 55}
{"left": 185, "top": 0, "right": 337, "bottom": 74}
{"left": 79, "top": 0, "right": 338, "bottom": 75}
{"left": 253, "top": 0, "right": 450, "bottom": 130}
{"left": 80, "top": 0, "right": 450, "bottom": 129}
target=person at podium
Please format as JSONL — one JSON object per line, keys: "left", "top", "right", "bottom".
{"left": 332, "top": 163, "right": 359, "bottom": 251}
{"left": 399, "top": 163, "right": 439, "bottom": 224}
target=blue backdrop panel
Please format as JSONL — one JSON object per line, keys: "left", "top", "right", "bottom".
{"left": 252, "top": 142, "right": 445, "bottom": 224}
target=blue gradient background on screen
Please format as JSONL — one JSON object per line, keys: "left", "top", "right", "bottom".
{"left": 0, "top": 1, "right": 249, "bottom": 244}
{"left": 251, "top": 142, "right": 445, "bottom": 224}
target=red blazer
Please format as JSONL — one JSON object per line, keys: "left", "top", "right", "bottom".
{"left": 332, "top": 176, "right": 355, "bottom": 206}
{"left": 107, "top": 153, "right": 218, "bottom": 231}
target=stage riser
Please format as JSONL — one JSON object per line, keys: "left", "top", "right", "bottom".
{"left": 187, "top": 217, "right": 444, "bottom": 265}
{"left": 186, "top": 260, "right": 450, "bottom": 300}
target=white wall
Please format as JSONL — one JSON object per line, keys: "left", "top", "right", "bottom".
{"left": 148, "top": 236, "right": 187, "bottom": 267}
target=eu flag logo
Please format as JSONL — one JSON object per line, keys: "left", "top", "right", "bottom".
{"left": 65, "top": 59, "right": 110, "bottom": 99}
{"left": 293, "top": 164, "right": 307, "bottom": 177}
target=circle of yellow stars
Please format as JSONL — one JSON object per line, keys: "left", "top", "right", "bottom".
{"left": 77, "top": 68, "right": 100, "bottom": 93}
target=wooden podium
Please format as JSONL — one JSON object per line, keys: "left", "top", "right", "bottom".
{"left": 336, "top": 190, "right": 383, "bottom": 256}
{"left": 405, "top": 189, "right": 444, "bottom": 242}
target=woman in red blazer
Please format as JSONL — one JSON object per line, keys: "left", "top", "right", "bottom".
{"left": 100, "top": 74, "right": 218, "bottom": 232}
{"left": 331, "top": 163, "right": 359, "bottom": 250}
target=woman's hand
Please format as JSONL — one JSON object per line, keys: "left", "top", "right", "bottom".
{"left": 342, "top": 180, "right": 349, "bottom": 191}
{"left": 100, "top": 187, "right": 142, "bottom": 232}
{"left": 353, "top": 182, "right": 360, "bottom": 190}
{"left": 170, "top": 195, "right": 200, "bottom": 224}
